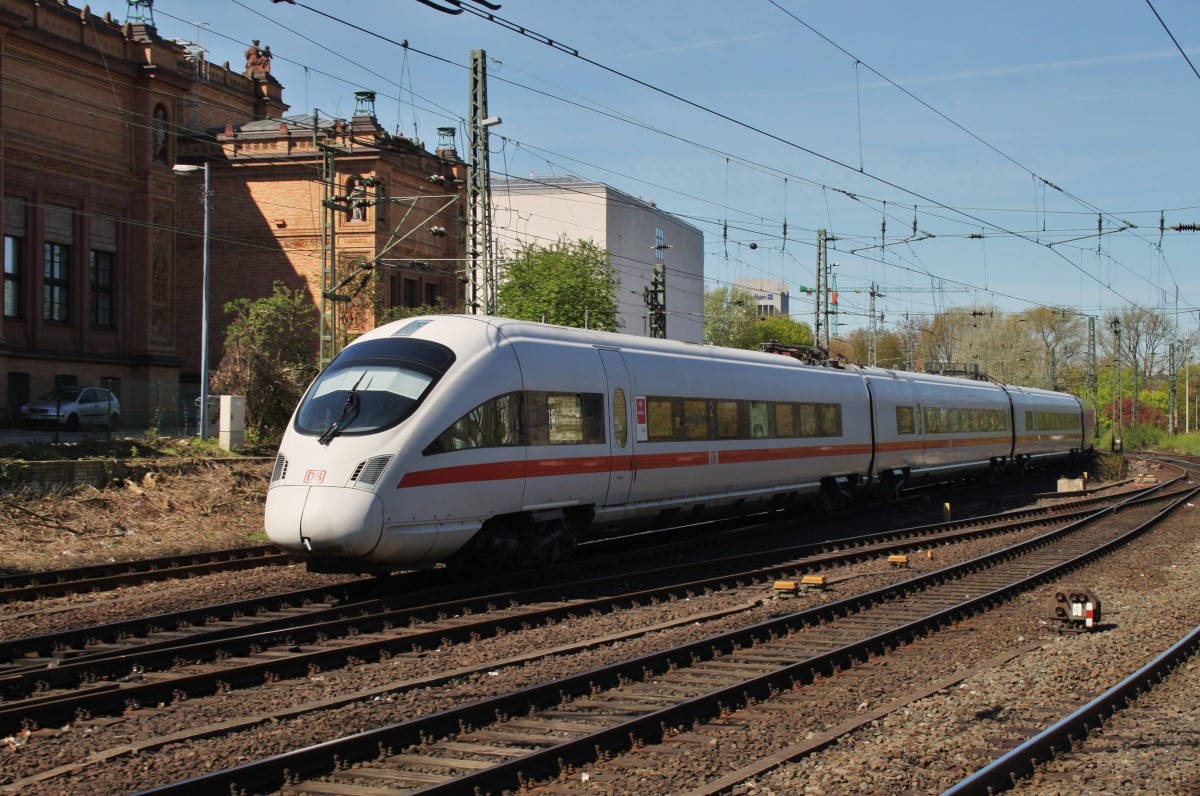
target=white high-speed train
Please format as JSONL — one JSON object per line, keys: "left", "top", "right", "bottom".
{"left": 265, "top": 315, "right": 1095, "bottom": 573}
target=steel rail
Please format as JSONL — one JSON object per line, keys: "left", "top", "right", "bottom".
{"left": 126, "top": 481, "right": 1198, "bottom": 796}
{"left": 0, "top": 481, "right": 1162, "bottom": 732}
{"left": 941, "top": 622, "right": 1200, "bottom": 796}
{"left": 0, "top": 545, "right": 287, "bottom": 603}
{"left": 2, "top": 479, "right": 1134, "bottom": 670}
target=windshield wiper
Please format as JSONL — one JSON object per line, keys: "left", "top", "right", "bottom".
{"left": 318, "top": 372, "right": 365, "bottom": 446}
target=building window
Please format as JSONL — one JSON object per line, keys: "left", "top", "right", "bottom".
{"left": 90, "top": 250, "right": 114, "bottom": 327}
{"left": 424, "top": 283, "right": 438, "bottom": 306}
{"left": 153, "top": 105, "right": 169, "bottom": 163}
{"left": 3, "top": 235, "right": 19, "bottom": 319}
{"left": 6, "top": 372, "right": 30, "bottom": 424}
{"left": 403, "top": 278, "right": 417, "bottom": 308}
{"left": 43, "top": 243, "right": 70, "bottom": 322}
{"left": 655, "top": 227, "right": 665, "bottom": 260}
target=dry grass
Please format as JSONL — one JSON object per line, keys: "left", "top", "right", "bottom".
{"left": 0, "top": 459, "right": 272, "bottom": 574}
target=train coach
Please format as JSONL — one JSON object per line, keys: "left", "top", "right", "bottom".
{"left": 265, "top": 315, "right": 1095, "bottom": 573}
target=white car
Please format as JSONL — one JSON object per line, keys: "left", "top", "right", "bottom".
{"left": 20, "top": 387, "right": 121, "bottom": 431}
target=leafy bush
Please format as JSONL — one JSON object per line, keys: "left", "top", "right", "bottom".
{"left": 210, "top": 283, "right": 319, "bottom": 441}
{"left": 1093, "top": 452, "right": 1126, "bottom": 482}
{"left": 1113, "top": 423, "right": 1163, "bottom": 452}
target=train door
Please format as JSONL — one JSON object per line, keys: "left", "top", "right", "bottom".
{"left": 598, "top": 348, "right": 634, "bottom": 509}
{"left": 913, "top": 400, "right": 928, "bottom": 470}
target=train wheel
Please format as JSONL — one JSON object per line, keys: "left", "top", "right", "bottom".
{"left": 883, "top": 476, "right": 904, "bottom": 502}
{"left": 816, "top": 483, "right": 845, "bottom": 513}
{"left": 877, "top": 470, "right": 905, "bottom": 502}
{"left": 445, "top": 518, "right": 516, "bottom": 574}
{"left": 543, "top": 521, "right": 576, "bottom": 566}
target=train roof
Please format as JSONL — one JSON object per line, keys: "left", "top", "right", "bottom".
{"left": 358, "top": 314, "right": 860, "bottom": 372}
{"left": 353, "top": 315, "right": 1082, "bottom": 400}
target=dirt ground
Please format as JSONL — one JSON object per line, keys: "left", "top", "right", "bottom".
{"left": 0, "top": 458, "right": 272, "bottom": 574}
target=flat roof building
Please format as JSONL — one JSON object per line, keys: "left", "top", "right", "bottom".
{"left": 492, "top": 176, "right": 704, "bottom": 343}
{"left": 736, "top": 278, "right": 790, "bottom": 318}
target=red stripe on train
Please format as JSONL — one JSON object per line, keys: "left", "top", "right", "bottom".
{"left": 396, "top": 433, "right": 1058, "bottom": 489}
{"left": 399, "top": 445, "right": 866, "bottom": 489}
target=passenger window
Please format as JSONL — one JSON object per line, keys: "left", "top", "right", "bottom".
{"left": 548, "top": 393, "right": 584, "bottom": 444}
{"left": 612, "top": 388, "right": 628, "bottom": 449}
{"left": 683, "top": 399, "right": 709, "bottom": 439}
{"left": 774, "top": 403, "right": 796, "bottom": 438}
{"left": 896, "top": 406, "right": 915, "bottom": 435}
{"left": 544, "top": 392, "right": 604, "bottom": 445}
{"left": 750, "top": 401, "right": 770, "bottom": 438}
{"left": 820, "top": 404, "right": 843, "bottom": 437}
{"left": 715, "top": 401, "right": 738, "bottom": 439}
{"left": 424, "top": 392, "right": 525, "bottom": 454}
{"left": 495, "top": 392, "right": 525, "bottom": 445}
{"left": 646, "top": 398, "right": 675, "bottom": 441}
{"left": 798, "top": 404, "right": 817, "bottom": 437}
{"left": 923, "top": 407, "right": 940, "bottom": 434}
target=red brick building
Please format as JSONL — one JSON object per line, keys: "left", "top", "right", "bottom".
{"left": 1, "top": 0, "right": 465, "bottom": 431}
{"left": 175, "top": 98, "right": 465, "bottom": 380}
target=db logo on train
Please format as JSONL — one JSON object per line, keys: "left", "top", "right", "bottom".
{"left": 304, "top": 470, "right": 327, "bottom": 484}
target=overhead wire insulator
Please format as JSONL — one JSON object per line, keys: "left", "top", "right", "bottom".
{"left": 782, "top": 178, "right": 788, "bottom": 250}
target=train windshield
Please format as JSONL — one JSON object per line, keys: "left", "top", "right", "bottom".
{"left": 294, "top": 337, "right": 455, "bottom": 441}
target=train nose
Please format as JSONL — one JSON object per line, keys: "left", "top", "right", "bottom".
{"left": 265, "top": 485, "right": 383, "bottom": 558}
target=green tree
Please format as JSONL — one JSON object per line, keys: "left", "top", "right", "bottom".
{"left": 496, "top": 237, "right": 620, "bottom": 331}
{"left": 1018, "top": 306, "right": 1086, "bottom": 390}
{"left": 375, "top": 297, "right": 458, "bottom": 327}
{"left": 847, "top": 328, "right": 907, "bottom": 368}
{"left": 703, "top": 285, "right": 759, "bottom": 348}
{"left": 703, "top": 287, "right": 812, "bottom": 351}
{"left": 750, "top": 315, "right": 813, "bottom": 349}
{"left": 210, "top": 282, "right": 319, "bottom": 440}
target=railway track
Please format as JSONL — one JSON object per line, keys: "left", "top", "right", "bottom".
{"left": 100, "top": 473, "right": 1194, "bottom": 795}
{"left": 0, "top": 545, "right": 289, "bottom": 604}
{"left": 0, "top": 464, "right": 1072, "bottom": 607}
{"left": 0, "top": 470, "right": 1135, "bottom": 673}
{"left": 944, "top": 622, "right": 1200, "bottom": 796}
{"left": 0, "top": 480, "right": 1148, "bottom": 736}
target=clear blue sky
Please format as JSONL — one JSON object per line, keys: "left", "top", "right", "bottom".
{"left": 99, "top": 0, "right": 1200, "bottom": 338}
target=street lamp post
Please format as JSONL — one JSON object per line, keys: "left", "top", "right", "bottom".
{"left": 173, "top": 162, "right": 211, "bottom": 440}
